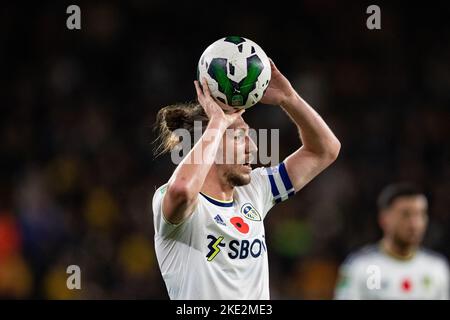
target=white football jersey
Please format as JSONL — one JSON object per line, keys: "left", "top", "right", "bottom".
{"left": 335, "top": 244, "right": 450, "bottom": 300}
{"left": 152, "top": 162, "right": 295, "bottom": 300}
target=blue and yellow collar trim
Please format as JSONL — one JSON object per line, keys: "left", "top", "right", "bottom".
{"left": 200, "top": 192, "right": 234, "bottom": 207}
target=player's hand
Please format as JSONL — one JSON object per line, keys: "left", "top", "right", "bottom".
{"left": 260, "top": 59, "right": 297, "bottom": 106}
{"left": 194, "top": 79, "right": 244, "bottom": 128}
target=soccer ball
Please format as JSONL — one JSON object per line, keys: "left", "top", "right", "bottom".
{"left": 197, "top": 36, "right": 271, "bottom": 110}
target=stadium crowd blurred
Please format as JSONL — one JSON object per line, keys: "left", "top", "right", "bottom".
{"left": 1, "top": 1, "right": 449, "bottom": 299}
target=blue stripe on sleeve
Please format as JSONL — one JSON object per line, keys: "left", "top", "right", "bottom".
{"left": 278, "top": 162, "right": 294, "bottom": 192}
{"left": 266, "top": 167, "right": 281, "bottom": 203}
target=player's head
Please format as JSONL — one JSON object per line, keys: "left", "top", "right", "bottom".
{"left": 377, "top": 183, "right": 428, "bottom": 248}
{"left": 215, "top": 115, "right": 257, "bottom": 187}
{"left": 154, "top": 102, "right": 257, "bottom": 187}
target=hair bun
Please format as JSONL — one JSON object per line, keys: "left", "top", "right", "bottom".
{"left": 164, "top": 108, "right": 187, "bottom": 131}
{"left": 154, "top": 102, "right": 208, "bottom": 157}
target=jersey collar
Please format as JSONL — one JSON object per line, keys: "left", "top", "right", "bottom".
{"left": 200, "top": 192, "right": 234, "bottom": 207}
{"left": 379, "top": 241, "right": 416, "bottom": 261}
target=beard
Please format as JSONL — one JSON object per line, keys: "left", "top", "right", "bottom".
{"left": 224, "top": 169, "right": 251, "bottom": 187}
{"left": 393, "top": 231, "right": 423, "bottom": 249}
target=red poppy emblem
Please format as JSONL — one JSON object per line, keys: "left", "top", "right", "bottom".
{"left": 230, "top": 217, "right": 249, "bottom": 234}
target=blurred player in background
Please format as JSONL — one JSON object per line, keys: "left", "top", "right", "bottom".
{"left": 335, "top": 183, "right": 449, "bottom": 299}
{"left": 152, "top": 60, "right": 340, "bottom": 299}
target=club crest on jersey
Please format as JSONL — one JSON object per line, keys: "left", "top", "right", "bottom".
{"left": 241, "top": 203, "right": 261, "bottom": 221}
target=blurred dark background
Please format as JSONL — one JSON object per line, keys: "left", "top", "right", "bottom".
{"left": 0, "top": 1, "right": 449, "bottom": 299}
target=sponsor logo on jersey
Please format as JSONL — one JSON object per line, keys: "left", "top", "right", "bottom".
{"left": 241, "top": 203, "right": 261, "bottom": 221}
{"left": 206, "top": 235, "right": 225, "bottom": 262}
{"left": 214, "top": 214, "right": 226, "bottom": 226}
{"left": 206, "top": 234, "right": 266, "bottom": 261}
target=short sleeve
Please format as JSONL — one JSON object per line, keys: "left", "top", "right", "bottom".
{"left": 440, "top": 258, "right": 450, "bottom": 300}
{"left": 152, "top": 184, "right": 184, "bottom": 238}
{"left": 334, "top": 256, "right": 364, "bottom": 300}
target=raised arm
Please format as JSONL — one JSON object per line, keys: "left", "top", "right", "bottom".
{"left": 163, "top": 80, "right": 244, "bottom": 224}
{"left": 261, "top": 60, "right": 340, "bottom": 192}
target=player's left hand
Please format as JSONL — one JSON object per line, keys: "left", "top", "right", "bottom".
{"left": 260, "top": 59, "right": 297, "bottom": 107}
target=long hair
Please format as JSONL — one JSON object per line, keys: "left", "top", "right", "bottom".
{"left": 153, "top": 102, "right": 208, "bottom": 157}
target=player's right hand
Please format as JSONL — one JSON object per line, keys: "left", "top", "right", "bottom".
{"left": 194, "top": 79, "right": 244, "bottom": 128}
